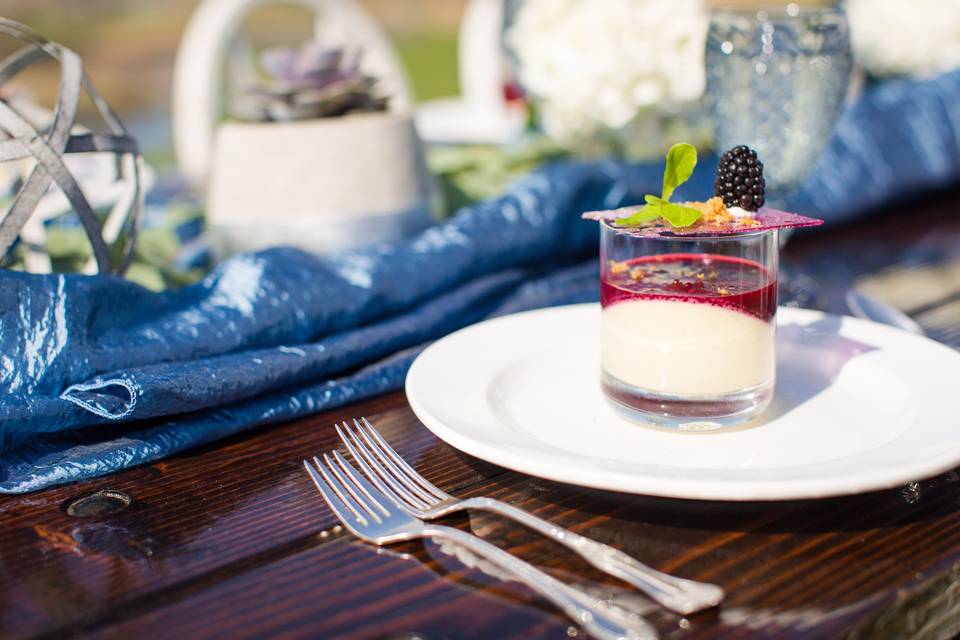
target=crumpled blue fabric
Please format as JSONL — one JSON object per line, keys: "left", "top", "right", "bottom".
{"left": 1, "top": 69, "right": 959, "bottom": 493}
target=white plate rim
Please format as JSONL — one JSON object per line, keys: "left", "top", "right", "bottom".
{"left": 406, "top": 303, "right": 960, "bottom": 501}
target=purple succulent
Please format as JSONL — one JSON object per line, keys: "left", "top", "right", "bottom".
{"left": 234, "top": 41, "right": 387, "bottom": 122}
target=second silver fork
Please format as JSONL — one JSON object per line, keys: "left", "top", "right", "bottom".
{"left": 337, "top": 418, "right": 724, "bottom": 615}
{"left": 304, "top": 452, "right": 657, "bottom": 640}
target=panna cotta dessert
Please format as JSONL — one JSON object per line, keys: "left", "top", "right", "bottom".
{"left": 584, "top": 143, "right": 822, "bottom": 426}
{"left": 600, "top": 248, "right": 777, "bottom": 422}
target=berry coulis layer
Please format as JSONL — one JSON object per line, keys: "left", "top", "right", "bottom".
{"left": 601, "top": 253, "right": 777, "bottom": 323}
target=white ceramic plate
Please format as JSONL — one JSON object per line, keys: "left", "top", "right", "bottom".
{"left": 406, "top": 304, "right": 960, "bottom": 501}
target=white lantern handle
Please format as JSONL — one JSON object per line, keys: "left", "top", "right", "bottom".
{"left": 172, "top": 0, "right": 413, "bottom": 188}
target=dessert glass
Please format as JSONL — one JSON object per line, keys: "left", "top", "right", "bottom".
{"left": 600, "top": 221, "right": 778, "bottom": 427}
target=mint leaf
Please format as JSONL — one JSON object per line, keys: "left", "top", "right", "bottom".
{"left": 616, "top": 203, "right": 662, "bottom": 227}
{"left": 658, "top": 202, "right": 702, "bottom": 228}
{"left": 613, "top": 142, "right": 703, "bottom": 229}
{"left": 661, "top": 142, "right": 698, "bottom": 202}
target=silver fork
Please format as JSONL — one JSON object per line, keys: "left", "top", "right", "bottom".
{"left": 303, "top": 452, "right": 657, "bottom": 640}
{"left": 337, "top": 417, "right": 723, "bottom": 615}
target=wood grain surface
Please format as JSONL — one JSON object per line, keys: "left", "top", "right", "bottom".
{"left": 2, "top": 189, "right": 960, "bottom": 640}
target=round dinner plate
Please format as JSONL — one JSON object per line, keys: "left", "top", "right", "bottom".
{"left": 406, "top": 303, "right": 960, "bottom": 501}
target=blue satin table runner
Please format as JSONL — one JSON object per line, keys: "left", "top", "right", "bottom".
{"left": 1, "top": 70, "right": 958, "bottom": 493}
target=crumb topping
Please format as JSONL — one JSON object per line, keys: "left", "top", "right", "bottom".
{"left": 609, "top": 259, "right": 629, "bottom": 275}
{"left": 681, "top": 197, "right": 731, "bottom": 225}
{"left": 678, "top": 196, "right": 760, "bottom": 229}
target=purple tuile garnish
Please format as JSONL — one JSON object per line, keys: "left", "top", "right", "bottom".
{"left": 581, "top": 206, "right": 823, "bottom": 236}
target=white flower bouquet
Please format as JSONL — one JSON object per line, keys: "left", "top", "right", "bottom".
{"left": 847, "top": 0, "right": 960, "bottom": 79}
{"left": 506, "top": 0, "right": 709, "bottom": 159}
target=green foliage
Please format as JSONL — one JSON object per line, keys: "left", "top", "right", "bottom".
{"left": 394, "top": 31, "right": 460, "bottom": 101}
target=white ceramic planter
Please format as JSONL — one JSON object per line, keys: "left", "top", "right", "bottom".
{"left": 206, "top": 110, "right": 435, "bottom": 256}
{"left": 174, "top": 0, "right": 430, "bottom": 256}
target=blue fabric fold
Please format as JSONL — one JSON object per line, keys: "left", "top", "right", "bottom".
{"left": 792, "top": 69, "right": 960, "bottom": 221}
{"left": 1, "top": 70, "right": 959, "bottom": 493}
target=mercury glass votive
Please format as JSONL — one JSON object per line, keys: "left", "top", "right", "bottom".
{"left": 706, "top": 6, "right": 852, "bottom": 205}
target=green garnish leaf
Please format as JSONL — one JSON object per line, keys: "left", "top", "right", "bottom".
{"left": 658, "top": 202, "right": 702, "bottom": 228}
{"left": 614, "top": 142, "right": 702, "bottom": 230}
{"left": 616, "top": 204, "right": 662, "bottom": 227}
{"left": 661, "top": 142, "right": 698, "bottom": 202}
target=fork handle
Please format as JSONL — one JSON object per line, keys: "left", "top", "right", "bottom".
{"left": 458, "top": 496, "right": 723, "bottom": 615}
{"left": 422, "top": 524, "right": 654, "bottom": 640}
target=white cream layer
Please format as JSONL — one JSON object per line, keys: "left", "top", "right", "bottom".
{"left": 602, "top": 299, "right": 775, "bottom": 395}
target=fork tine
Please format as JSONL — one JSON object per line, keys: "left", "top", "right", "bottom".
{"left": 318, "top": 454, "right": 382, "bottom": 524}
{"left": 350, "top": 419, "right": 439, "bottom": 505}
{"left": 303, "top": 458, "right": 368, "bottom": 527}
{"left": 337, "top": 422, "right": 432, "bottom": 511}
{"left": 357, "top": 417, "right": 448, "bottom": 501}
{"left": 329, "top": 449, "right": 394, "bottom": 518}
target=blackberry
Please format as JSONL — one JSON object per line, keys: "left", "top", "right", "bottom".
{"left": 714, "top": 145, "right": 765, "bottom": 211}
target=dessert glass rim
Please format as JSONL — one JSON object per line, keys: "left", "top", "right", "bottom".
{"left": 599, "top": 219, "right": 778, "bottom": 241}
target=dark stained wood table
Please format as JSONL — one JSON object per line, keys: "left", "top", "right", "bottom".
{"left": 3, "top": 190, "right": 960, "bottom": 640}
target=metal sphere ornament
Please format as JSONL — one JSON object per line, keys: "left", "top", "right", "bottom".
{"left": 0, "top": 18, "right": 143, "bottom": 275}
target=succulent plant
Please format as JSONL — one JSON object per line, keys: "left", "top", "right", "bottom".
{"left": 234, "top": 42, "right": 388, "bottom": 122}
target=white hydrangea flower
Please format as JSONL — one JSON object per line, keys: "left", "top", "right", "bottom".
{"left": 847, "top": 0, "right": 960, "bottom": 78}
{"left": 506, "top": 0, "right": 708, "bottom": 149}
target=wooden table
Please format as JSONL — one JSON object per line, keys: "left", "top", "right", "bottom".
{"left": 3, "top": 190, "right": 960, "bottom": 640}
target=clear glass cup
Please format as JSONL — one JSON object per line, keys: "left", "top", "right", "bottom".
{"left": 600, "top": 222, "right": 779, "bottom": 428}
{"left": 705, "top": 5, "right": 852, "bottom": 206}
